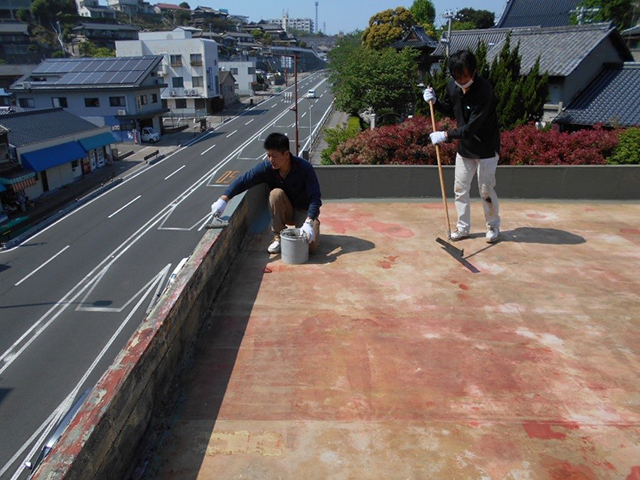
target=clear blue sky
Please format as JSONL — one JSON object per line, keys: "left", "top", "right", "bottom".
{"left": 200, "top": 1, "right": 509, "bottom": 35}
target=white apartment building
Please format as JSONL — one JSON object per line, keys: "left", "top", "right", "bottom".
{"left": 219, "top": 60, "right": 257, "bottom": 96}
{"left": 266, "top": 14, "right": 315, "bottom": 34}
{"left": 116, "top": 27, "right": 221, "bottom": 116}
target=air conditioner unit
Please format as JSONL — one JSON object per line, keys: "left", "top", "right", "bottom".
{"left": 169, "top": 90, "right": 176, "bottom": 96}
{"left": 117, "top": 109, "right": 126, "bottom": 116}
{"left": 191, "top": 89, "right": 198, "bottom": 96}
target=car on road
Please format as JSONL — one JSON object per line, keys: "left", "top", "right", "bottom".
{"left": 141, "top": 127, "right": 160, "bottom": 143}
{"left": 305, "top": 89, "right": 316, "bottom": 99}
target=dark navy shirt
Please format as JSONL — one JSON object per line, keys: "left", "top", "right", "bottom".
{"left": 435, "top": 74, "right": 501, "bottom": 159}
{"left": 223, "top": 155, "right": 322, "bottom": 219}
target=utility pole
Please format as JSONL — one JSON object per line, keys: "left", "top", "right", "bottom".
{"left": 442, "top": 10, "right": 456, "bottom": 58}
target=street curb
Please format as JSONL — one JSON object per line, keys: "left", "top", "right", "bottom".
{"left": 2, "top": 178, "right": 124, "bottom": 250}
{"left": 31, "top": 185, "right": 268, "bottom": 480}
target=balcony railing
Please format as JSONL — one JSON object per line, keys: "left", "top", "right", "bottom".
{"left": 190, "top": 60, "right": 203, "bottom": 66}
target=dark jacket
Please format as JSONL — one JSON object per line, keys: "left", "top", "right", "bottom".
{"left": 223, "top": 155, "right": 322, "bottom": 219}
{"left": 435, "top": 74, "right": 501, "bottom": 159}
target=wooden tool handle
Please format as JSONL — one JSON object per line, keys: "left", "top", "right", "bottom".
{"left": 428, "top": 100, "right": 453, "bottom": 237}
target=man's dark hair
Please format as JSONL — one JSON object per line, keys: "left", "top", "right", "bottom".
{"left": 448, "top": 49, "right": 477, "bottom": 79}
{"left": 264, "top": 132, "right": 290, "bottom": 153}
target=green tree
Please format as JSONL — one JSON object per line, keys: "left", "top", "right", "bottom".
{"left": 16, "top": 8, "right": 29, "bottom": 22}
{"left": 572, "top": 0, "right": 634, "bottom": 30}
{"left": 454, "top": 8, "right": 495, "bottom": 29}
{"left": 30, "top": 0, "right": 75, "bottom": 24}
{"left": 610, "top": 127, "right": 640, "bottom": 164}
{"left": 328, "top": 32, "right": 419, "bottom": 116}
{"left": 179, "top": 1, "right": 190, "bottom": 8}
{"left": 321, "top": 117, "right": 362, "bottom": 164}
{"left": 410, "top": 0, "right": 435, "bottom": 26}
{"left": 362, "top": 7, "right": 415, "bottom": 50}
{"left": 79, "top": 41, "right": 115, "bottom": 57}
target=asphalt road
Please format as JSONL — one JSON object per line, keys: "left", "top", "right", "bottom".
{"left": 0, "top": 71, "right": 332, "bottom": 479}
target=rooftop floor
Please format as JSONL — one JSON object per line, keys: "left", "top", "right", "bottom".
{"left": 145, "top": 199, "right": 640, "bottom": 479}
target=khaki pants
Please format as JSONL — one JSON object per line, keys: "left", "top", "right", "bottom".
{"left": 269, "top": 188, "right": 320, "bottom": 253}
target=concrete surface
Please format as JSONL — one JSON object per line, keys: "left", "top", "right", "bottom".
{"left": 141, "top": 199, "right": 640, "bottom": 479}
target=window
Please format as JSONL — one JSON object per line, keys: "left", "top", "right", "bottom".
{"left": 52, "top": 97, "right": 68, "bottom": 108}
{"left": 230, "top": 68, "right": 238, "bottom": 75}
{"left": 152, "top": 93, "right": 158, "bottom": 103}
{"left": 140, "top": 94, "right": 148, "bottom": 105}
{"left": 175, "top": 99, "right": 187, "bottom": 108}
{"left": 172, "top": 77, "right": 184, "bottom": 88}
{"left": 170, "top": 54, "right": 182, "bottom": 67}
{"left": 109, "top": 96, "right": 125, "bottom": 107}
{"left": 248, "top": 67, "right": 255, "bottom": 74}
{"left": 192, "top": 76, "right": 204, "bottom": 88}
{"left": 190, "top": 53, "right": 202, "bottom": 66}
{"left": 85, "top": 98, "right": 100, "bottom": 107}
{"left": 19, "top": 98, "right": 35, "bottom": 108}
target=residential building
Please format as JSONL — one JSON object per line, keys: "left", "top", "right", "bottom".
{"left": 218, "top": 71, "right": 236, "bottom": 107}
{"left": 391, "top": 26, "right": 438, "bottom": 80}
{"left": 219, "top": 60, "right": 257, "bottom": 95}
{"left": 496, "top": 0, "right": 581, "bottom": 28}
{"left": 0, "top": 22, "right": 37, "bottom": 64}
{"left": 0, "top": 64, "right": 36, "bottom": 90}
{"left": 431, "top": 23, "right": 633, "bottom": 122}
{"left": 106, "top": 0, "right": 153, "bottom": 14}
{"left": 555, "top": 62, "right": 640, "bottom": 129}
{"left": 76, "top": 0, "right": 116, "bottom": 18}
{"left": 0, "top": 0, "right": 30, "bottom": 20}
{"left": 0, "top": 88, "right": 13, "bottom": 112}
{"left": 154, "top": 2, "right": 189, "bottom": 15}
{"left": 9, "top": 56, "right": 168, "bottom": 142}
{"left": 191, "top": 6, "right": 228, "bottom": 30}
{"left": 0, "top": 108, "right": 116, "bottom": 202}
{"left": 266, "top": 13, "right": 314, "bottom": 33}
{"left": 72, "top": 23, "right": 139, "bottom": 51}
{"left": 116, "top": 27, "right": 221, "bottom": 116}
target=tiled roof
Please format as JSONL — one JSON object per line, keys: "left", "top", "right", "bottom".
{"left": 0, "top": 23, "right": 29, "bottom": 34}
{"left": 0, "top": 108, "right": 104, "bottom": 147}
{"left": 391, "top": 26, "right": 438, "bottom": 50}
{"left": 554, "top": 62, "right": 640, "bottom": 127}
{"left": 73, "top": 23, "right": 139, "bottom": 31}
{"left": 496, "top": 0, "right": 581, "bottom": 28}
{"left": 433, "top": 23, "right": 632, "bottom": 77}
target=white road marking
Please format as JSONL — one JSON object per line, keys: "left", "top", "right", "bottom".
{"left": 108, "top": 195, "right": 141, "bottom": 218}
{"left": 226, "top": 130, "right": 237, "bottom": 138}
{"left": 164, "top": 165, "right": 186, "bottom": 180}
{"left": 245, "top": 119, "right": 254, "bottom": 125}
{"left": 14, "top": 245, "right": 70, "bottom": 287}
{"left": 200, "top": 144, "right": 217, "bottom": 156}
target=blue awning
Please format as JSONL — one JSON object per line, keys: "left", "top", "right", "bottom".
{"left": 21, "top": 141, "right": 87, "bottom": 172}
{"left": 78, "top": 132, "right": 117, "bottom": 151}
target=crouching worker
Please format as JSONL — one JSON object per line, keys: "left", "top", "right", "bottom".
{"left": 210, "top": 132, "right": 322, "bottom": 254}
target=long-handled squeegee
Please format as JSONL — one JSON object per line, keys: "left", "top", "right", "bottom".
{"left": 429, "top": 100, "right": 464, "bottom": 258}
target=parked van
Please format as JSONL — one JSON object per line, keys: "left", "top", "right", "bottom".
{"left": 141, "top": 127, "right": 160, "bottom": 143}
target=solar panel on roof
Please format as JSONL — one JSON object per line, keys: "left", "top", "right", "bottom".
{"left": 121, "top": 71, "right": 142, "bottom": 83}
{"left": 110, "top": 71, "right": 130, "bottom": 83}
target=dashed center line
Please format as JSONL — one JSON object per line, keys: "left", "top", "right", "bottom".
{"left": 108, "top": 195, "right": 141, "bottom": 219}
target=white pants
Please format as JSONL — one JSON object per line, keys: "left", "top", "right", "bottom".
{"left": 454, "top": 152, "right": 500, "bottom": 232}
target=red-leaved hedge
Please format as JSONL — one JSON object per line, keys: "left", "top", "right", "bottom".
{"left": 329, "top": 116, "right": 621, "bottom": 166}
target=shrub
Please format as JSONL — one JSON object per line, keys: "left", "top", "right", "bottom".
{"left": 609, "top": 127, "right": 640, "bottom": 165}
{"left": 321, "top": 116, "right": 362, "bottom": 165}
{"left": 330, "top": 115, "right": 458, "bottom": 165}
{"left": 500, "top": 123, "right": 618, "bottom": 165}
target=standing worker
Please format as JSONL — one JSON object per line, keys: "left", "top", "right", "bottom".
{"left": 424, "top": 49, "right": 501, "bottom": 243}
{"left": 210, "top": 132, "right": 322, "bottom": 254}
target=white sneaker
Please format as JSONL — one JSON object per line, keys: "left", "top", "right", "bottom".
{"left": 486, "top": 227, "right": 500, "bottom": 243}
{"left": 450, "top": 229, "right": 469, "bottom": 241}
{"left": 267, "top": 236, "right": 281, "bottom": 254}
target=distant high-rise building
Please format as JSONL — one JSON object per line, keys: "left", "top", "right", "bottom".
{"left": 265, "top": 14, "right": 315, "bottom": 34}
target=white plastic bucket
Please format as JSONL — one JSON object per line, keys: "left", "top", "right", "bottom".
{"left": 280, "top": 227, "right": 309, "bottom": 264}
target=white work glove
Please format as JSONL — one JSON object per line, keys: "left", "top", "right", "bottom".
{"left": 300, "top": 221, "right": 314, "bottom": 244}
{"left": 211, "top": 198, "right": 227, "bottom": 217}
{"left": 430, "top": 131, "right": 447, "bottom": 145}
{"left": 423, "top": 87, "right": 436, "bottom": 104}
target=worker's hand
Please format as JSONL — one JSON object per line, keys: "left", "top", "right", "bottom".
{"left": 423, "top": 87, "right": 436, "bottom": 104}
{"left": 430, "top": 131, "right": 447, "bottom": 145}
{"left": 211, "top": 198, "right": 227, "bottom": 217}
{"left": 300, "top": 221, "right": 314, "bottom": 244}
